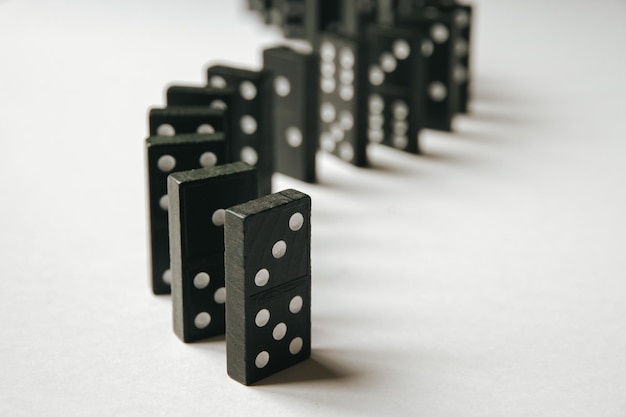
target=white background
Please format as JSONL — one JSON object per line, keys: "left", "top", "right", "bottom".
{"left": 1, "top": 0, "right": 625, "bottom": 415}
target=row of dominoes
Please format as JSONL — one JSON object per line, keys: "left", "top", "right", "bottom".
{"left": 144, "top": 0, "right": 474, "bottom": 385}
{"left": 248, "top": 0, "right": 473, "bottom": 128}
{"left": 145, "top": 48, "right": 316, "bottom": 387}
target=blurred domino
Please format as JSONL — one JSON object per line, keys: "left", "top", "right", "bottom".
{"left": 263, "top": 45, "right": 319, "bottom": 182}
{"left": 206, "top": 65, "right": 273, "bottom": 196}
{"left": 168, "top": 162, "right": 258, "bottom": 342}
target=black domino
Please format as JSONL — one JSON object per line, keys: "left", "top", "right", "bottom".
{"left": 206, "top": 65, "right": 273, "bottom": 196}
{"left": 145, "top": 132, "right": 230, "bottom": 295}
{"left": 168, "top": 162, "right": 258, "bottom": 342}
{"left": 365, "top": 24, "right": 425, "bottom": 153}
{"left": 225, "top": 189, "right": 311, "bottom": 385}
{"left": 317, "top": 32, "right": 369, "bottom": 166}
{"left": 395, "top": 5, "right": 460, "bottom": 131}
{"left": 263, "top": 45, "right": 319, "bottom": 182}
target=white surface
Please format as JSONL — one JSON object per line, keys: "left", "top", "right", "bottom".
{"left": 1, "top": 1, "right": 625, "bottom": 416}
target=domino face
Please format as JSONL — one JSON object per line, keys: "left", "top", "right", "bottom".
{"left": 365, "top": 24, "right": 425, "bottom": 153}
{"left": 145, "top": 133, "right": 229, "bottom": 295}
{"left": 225, "top": 189, "right": 311, "bottom": 385}
{"left": 206, "top": 66, "right": 273, "bottom": 197}
{"left": 148, "top": 106, "right": 226, "bottom": 137}
{"left": 396, "top": 7, "right": 459, "bottom": 131}
{"left": 317, "top": 32, "right": 369, "bottom": 166}
{"left": 263, "top": 46, "right": 319, "bottom": 182}
{"left": 168, "top": 162, "right": 258, "bottom": 342}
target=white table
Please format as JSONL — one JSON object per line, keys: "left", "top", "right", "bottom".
{"left": 1, "top": 1, "right": 625, "bottom": 415}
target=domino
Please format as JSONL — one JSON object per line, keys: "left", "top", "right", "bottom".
{"left": 225, "top": 189, "right": 311, "bottom": 385}
{"left": 395, "top": 5, "right": 460, "bottom": 131}
{"left": 168, "top": 162, "right": 258, "bottom": 342}
{"left": 316, "top": 32, "right": 369, "bottom": 166}
{"left": 365, "top": 24, "right": 425, "bottom": 153}
{"left": 206, "top": 65, "right": 273, "bottom": 197}
{"left": 263, "top": 45, "right": 319, "bottom": 182}
{"left": 148, "top": 106, "right": 226, "bottom": 137}
{"left": 145, "top": 132, "right": 229, "bottom": 295}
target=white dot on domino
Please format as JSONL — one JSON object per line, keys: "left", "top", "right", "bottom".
{"left": 239, "top": 81, "right": 257, "bottom": 100}
{"left": 285, "top": 127, "right": 303, "bottom": 148}
{"left": 162, "top": 269, "right": 172, "bottom": 285}
{"left": 272, "top": 323, "right": 287, "bottom": 341}
{"left": 240, "top": 147, "right": 258, "bottom": 166}
{"left": 159, "top": 195, "right": 169, "bottom": 211}
{"left": 254, "top": 268, "right": 270, "bottom": 287}
{"left": 380, "top": 52, "right": 397, "bottom": 73}
{"left": 193, "top": 272, "right": 210, "bottom": 289}
{"left": 369, "top": 94, "right": 384, "bottom": 114}
{"left": 320, "top": 102, "right": 336, "bottom": 123}
{"left": 209, "top": 75, "right": 227, "bottom": 89}
{"left": 289, "top": 337, "right": 303, "bottom": 355}
{"left": 199, "top": 152, "right": 217, "bottom": 168}
{"left": 289, "top": 213, "right": 304, "bottom": 231}
{"left": 214, "top": 287, "right": 226, "bottom": 304}
{"left": 240, "top": 115, "right": 257, "bottom": 135}
{"left": 212, "top": 209, "right": 225, "bottom": 226}
{"left": 289, "top": 295, "right": 303, "bottom": 314}
{"left": 210, "top": 100, "right": 227, "bottom": 110}
{"left": 157, "top": 155, "right": 176, "bottom": 172}
{"left": 430, "top": 23, "right": 449, "bottom": 44}
{"left": 339, "top": 85, "right": 354, "bottom": 101}
{"left": 428, "top": 82, "right": 448, "bottom": 102}
{"left": 339, "top": 47, "right": 355, "bottom": 68}
{"left": 255, "top": 309, "right": 270, "bottom": 327}
{"left": 339, "top": 142, "right": 354, "bottom": 162}
{"left": 339, "top": 110, "right": 354, "bottom": 131}
{"left": 320, "top": 42, "right": 335, "bottom": 62}
{"left": 194, "top": 312, "right": 211, "bottom": 329}
{"left": 196, "top": 124, "right": 215, "bottom": 134}
{"left": 255, "top": 351, "right": 269, "bottom": 368}
{"left": 272, "top": 241, "right": 287, "bottom": 258}
{"left": 156, "top": 123, "right": 175, "bottom": 136}
{"left": 274, "top": 76, "right": 291, "bottom": 97}
{"left": 392, "top": 39, "right": 411, "bottom": 60}
{"left": 368, "top": 65, "right": 385, "bottom": 86}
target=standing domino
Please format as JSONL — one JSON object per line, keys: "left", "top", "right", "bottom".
{"left": 395, "top": 5, "right": 460, "bottom": 131}
{"left": 206, "top": 65, "right": 273, "bottom": 197}
{"left": 365, "top": 24, "right": 425, "bottom": 153}
{"left": 168, "top": 162, "right": 258, "bottom": 342}
{"left": 145, "top": 132, "right": 229, "bottom": 295}
{"left": 263, "top": 45, "right": 319, "bottom": 182}
{"left": 225, "top": 189, "right": 311, "bottom": 385}
{"left": 317, "top": 32, "right": 369, "bottom": 166}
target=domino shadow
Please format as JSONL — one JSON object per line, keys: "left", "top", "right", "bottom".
{"left": 253, "top": 349, "right": 360, "bottom": 386}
